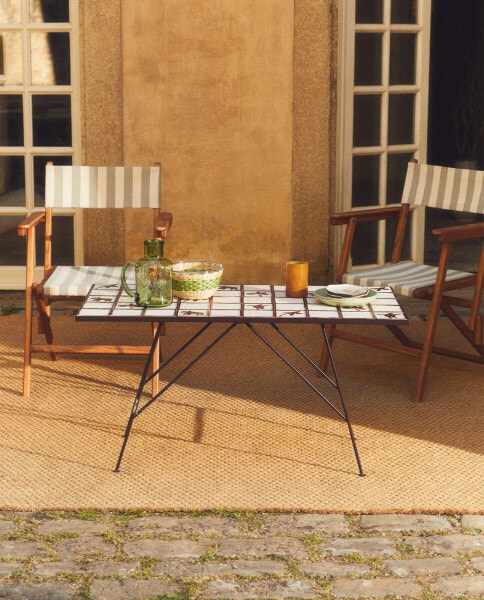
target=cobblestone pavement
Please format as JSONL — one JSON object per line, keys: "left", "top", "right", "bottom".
{"left": 0, "top": 511, "right": 483, "bottom": 599}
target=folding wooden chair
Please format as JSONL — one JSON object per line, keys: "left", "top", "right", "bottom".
{"left": 17, "top": 164, "right": 173, "bottom": 397}
{"left": 320, "top": 161, "right": 484, "bottom": 402}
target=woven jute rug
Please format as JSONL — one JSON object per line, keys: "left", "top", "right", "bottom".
{"left": 0, "top": 315, "right": 482, "bottom": 513}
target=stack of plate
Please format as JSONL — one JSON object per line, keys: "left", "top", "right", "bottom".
{"left": 314, "top": 284, "right": 376, "bottom": 306}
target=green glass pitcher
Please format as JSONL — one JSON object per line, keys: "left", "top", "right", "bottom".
{"left": 121, "top": 239, "right": 173, "bottom": 307}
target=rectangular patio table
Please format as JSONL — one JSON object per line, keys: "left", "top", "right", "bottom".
{"left": 76, "top": 283, "right": 408, "bottom": 475}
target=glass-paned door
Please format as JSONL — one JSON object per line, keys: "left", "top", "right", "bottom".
{"left": 0, "top": 0, "right": 80, "bottom": 289}
{"left": 337, "top": 0, "right": 431, "bottom": 270}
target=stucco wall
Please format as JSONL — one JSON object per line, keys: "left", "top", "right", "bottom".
{"left": 122, "top": 0, "right": 294, "bottom": 283}
{"left": 79, "top": 0, "right": 335, "bottom": 283}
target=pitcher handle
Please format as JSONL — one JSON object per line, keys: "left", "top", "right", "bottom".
{"left": 121, "top": 262, "right": 138, "bottom": 301}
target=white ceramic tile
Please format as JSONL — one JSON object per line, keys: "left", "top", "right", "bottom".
{"left": 243, "top": 285, "right": 271, "bottom": 291}
{"left": 276, "top": 310, "right": 306, "bottom": 318}
{"left": 82, "top": 300, "right": 114, "bottom": 308}
{"left": 179, "top": 301, "right": 210, "bottom": 309}
{"left": 275, "top": 297, "right": 304, "bottom": 305}
{"left": 308, "top": 308, "right": 339, "bottom": 318}
{"left": 211, "top": 302, "right": 241, "bottom": 310}
{"left": 373, "top": 298, "right": 399, "bottom": 305}
{"left": 211, "top": 296, "right": 242, "bottom": 304}
{"left": 217, "top": 285, "right": 241, "bottom": 291}
{"left": 178, "top": 309, "right": 209, "bottom": 317}
{"left": 374, "top": 311, "right": 405, "bottom": 320}
{"left": 243, "top": 307, "right": 273, "bottom": 314}
{"left": 210, "top": 309, "right": 241, "bottom": 317}
{"left": 112, "top": 308, "right": 143, "bottom": 316}
{"left": 307, "top": 303, "right": 338, "bottom": 311}
{"left": 144, "top": 308, "right": 177, "bottom": 316}
{"left": 244, "top": 309, "right": 274, "bottom": 318}
{"left": 243, "top": 299, "right": 272, "bottom": 306}
{"left": 212, "top": 289, "right": 241, "bottom": 297}
{"left": 342, "top": 311, "right": 373, "bottom": 319}
{"left": 78, "top": 308, "right": 112, "bottom": 316}
{"left": 340, "top": 305, "right": 370, "bottom": 312}
{"left": 275, "top": 302, "right": 305, "bottom": 311}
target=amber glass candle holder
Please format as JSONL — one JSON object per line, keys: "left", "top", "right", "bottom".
{"left": 285, "top": 261, "right": 308, "bottom": 298}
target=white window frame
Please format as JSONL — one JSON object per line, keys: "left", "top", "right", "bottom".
{"left": 335, "top": 0, "right": 431, "bottom": 272}
{"left": 0, "top": 0, "right": 81, "bottom": 289}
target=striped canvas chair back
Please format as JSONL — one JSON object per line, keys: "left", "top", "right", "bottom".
{"left": 45, "top": 165, "right": 161, "bottom": 209}
{"left": 401, "top": 162, "right": 484, "bottom": 214}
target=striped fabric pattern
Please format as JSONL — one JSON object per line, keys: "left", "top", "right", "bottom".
{"left": 44, "top": 266, "right": 134, "bottom": 297}
{"left": 45, "top": 166, "right": 161, "bottom": 208}
{"left": 343, "top": 261, "right": 474, "bottom": 296}
{"left": 401, "top": 163, "right": 484, "bottom": 213}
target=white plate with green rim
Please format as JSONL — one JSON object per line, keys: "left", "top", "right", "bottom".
{"left": 315, "top": 287, "right": 377, "bottom": 307}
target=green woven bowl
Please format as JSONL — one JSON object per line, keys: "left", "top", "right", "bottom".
{"left": 172, "top": 261, "right": 223, "bottom": 300}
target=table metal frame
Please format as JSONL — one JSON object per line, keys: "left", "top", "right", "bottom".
{"left": 76, "top": 284, "right": 408, "bottom": 476}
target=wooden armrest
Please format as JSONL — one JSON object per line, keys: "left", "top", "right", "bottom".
{"left": 17, "top": 212, "right": 46, "bottom": 237}
{"left": 154, "top": 211, "right": 173, "bottom": 239}
{"left": 433, "top": 221, "right": 484, "bottom": 243}
{"left": 153, "top": 212, "right": 173, "bottom": 239}
{"left": 331, "top": 206, "right": 403, "bottom": 226}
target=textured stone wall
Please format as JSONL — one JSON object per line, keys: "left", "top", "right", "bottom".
{"left": 79, "top": 0, "right": 124, "bottom": 266}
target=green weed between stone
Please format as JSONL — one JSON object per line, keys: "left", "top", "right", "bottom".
{"left": 0, "top": 305, "right": 21, "bottom": 316}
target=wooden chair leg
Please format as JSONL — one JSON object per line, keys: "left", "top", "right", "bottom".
{"left": 33, "top": 285, "right": 58, "bottom": 361}
{"left": 319, "top": 324, "right": 335, "bottom": 374}
{"left": 23, "top": 285, "right": 33, "bottom": 397}
{"left": 413, "top": 243, "right": 451, "bottom": 403}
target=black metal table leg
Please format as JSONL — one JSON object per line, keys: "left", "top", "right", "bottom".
{"left": 246, "top": 323, "right": 365, "bottom": 477}
{"left": 114, "top": 322, "right": 237, "bottom": 472}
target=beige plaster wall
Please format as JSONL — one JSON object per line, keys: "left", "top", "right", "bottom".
{"left": 122, "top": 0, "right": 294, "bottom": 283}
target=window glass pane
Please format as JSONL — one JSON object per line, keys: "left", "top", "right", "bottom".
{"left": 390, "top": 34, "right": 416, "bottom": 85}
{"left": 391, "top": 0, "right": 417, "bottom": 24}
{"left": 387, "top": 153, "right": 414, "bottom": 204}
{"left": 32, "top": 95, "right": 71, "bottom": 146}
{"left": 0, "top": 156, "right": 25, "bottom": 207}
{"left": 352, "top": 221, "right": 378, "bottom": 266}
{"left": 0, "top": 1, "right": 22, "bottom": 24}
{"left": 353, "top": 95, "right": 381, "bottom": 147}
{"left": 30, "top": 0, "right": 69, "bottom": 23}
{"left": 0, "top": 32, "right": 23, "bottom": 85}
{"left": 36, "top": 216, "right": 74, "bottom": 266}
{"left": 356, "top": 0, "right": 383, "bottom": 24}
{"left": 355, "top": 33, "right": 382, "bottom": 86}
{"left": 385, "top": 217, "right": 411, "bottom": 262}
{"left": 31, "top": 32, "right": 70, "bottom": 85}
{"left": 0, "top": 95, "right": 23, "bottom": 145}
{"left": 424, "top": 208, "right": 483, "bottom": 270}
{"left": 0, "top": 215, "right": 26, "bottom": 265}
{"left": 34, "top": 155, "right": 72, "bottom": 206}
{"left": 352, "top": 155, "right": 380, "bottom": 207}
{"left": 388, "top": 94, "right": 414, "bottom": 145}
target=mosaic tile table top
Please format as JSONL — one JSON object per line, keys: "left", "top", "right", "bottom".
{"left": 77, "top": 284, "right": 408, "bottom": 325}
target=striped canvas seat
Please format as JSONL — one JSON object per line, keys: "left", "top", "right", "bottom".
{"left": 18, "top": 162, "right": 170, "bottom": 397}
{"left": 43, "top": 266, "right": 135, "bottom": 297}
{"left": 343, "top": 261, "right": 474, "bottom": 296}
{"left": 322, "top": 161, "right": 484, "bottom": 403}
